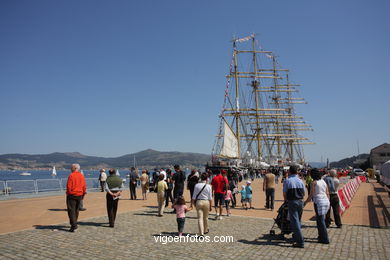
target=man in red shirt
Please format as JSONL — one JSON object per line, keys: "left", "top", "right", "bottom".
{"left": 211, "top": 169, "right": 228, "bottom": 220}
{"left": 66, "top": 163, "right": 86, "bottom": 232}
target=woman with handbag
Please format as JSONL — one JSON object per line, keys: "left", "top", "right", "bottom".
{"left": 191, "top": 173, "right": 213, "bottom": 236}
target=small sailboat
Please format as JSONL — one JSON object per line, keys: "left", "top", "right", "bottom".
{"left": 51, "top": 166, "right": 57, "bottom": 177}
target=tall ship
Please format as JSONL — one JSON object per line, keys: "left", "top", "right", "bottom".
{"left": 210, "top": 34, "right": 313, "bottom": 170}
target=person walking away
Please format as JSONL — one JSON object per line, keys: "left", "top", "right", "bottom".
{"left": 172, "top": 165, "right": 186, "bottom": 201}
{"left": 240, "top": 185, "right": 247, "bottom": 209}
{"left": 228, "top": 178, "right": 237, "bottom": 208}
{"left": 165, "top": 169, "right": 174, "bottom": 207}
{"left": 172, "top": 196, "right": 190, "bottom": 236}
{"left": 66, "top": 163, "right": 86, "bottom": 232}
{"left": 140, "top": 169, "right": 149, "bottom": 200}
{"left": 275, "top": 168, "right": 281, "bottom": 184}
{"left": 211, "top": 169, "right": 229, "bottom": 220}
{"left": 283, "top": 165, "right": 305, "bottom": 248}
{"left": 224, "top": 188, "right": 233, "bottom": 216}
{"left": 187, "top": 169, "right": 199, "bottom": 208}
{"left": 304, "top": 168, "right": 330, "bottom": 244}
{"left": 78, "top": 170, "right": 87, "bottom": 211}
{"left": 245, "top": 181, "right": 254, "bottom": 209}
{"left": 98, "top": 169, "right": 107, "bottom": 192}
{"left": 305, "top": 172, "right": 313, "bottom": 196}
{"left": 191, "top": 173, "right": 213, "bottom": 236}
{"left": 156, "top": 174, "right": 168, "bottom": 216}
{"left": 263, "top": 170, "right": 275, "bottom": 210}
{"left": 324, "top": 169, "right": 342, "bottom": 228}
{"left": 129, "top": 167, "right": 139, "bottom": 200}
{"left": 105, "top": 168, "right": 124, "bottom": 228}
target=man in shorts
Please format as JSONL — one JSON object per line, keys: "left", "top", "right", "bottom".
{"left": 211, "top": 169, "right": 229, "bottom": 220}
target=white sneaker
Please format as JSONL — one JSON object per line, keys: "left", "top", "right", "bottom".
{"left": 218, "top": 216, "right": 223, "bottom": 220}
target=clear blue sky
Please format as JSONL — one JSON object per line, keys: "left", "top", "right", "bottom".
{"left": 1, "top": 0, "right": 389, "bottom": 162}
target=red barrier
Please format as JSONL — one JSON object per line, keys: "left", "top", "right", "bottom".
{"left": 338, "top": 177, "right": 363, "bottom": 215}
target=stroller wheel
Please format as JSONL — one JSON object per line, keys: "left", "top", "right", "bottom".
{"left": 270, "top": 230, "right": 275, "bottom": 235}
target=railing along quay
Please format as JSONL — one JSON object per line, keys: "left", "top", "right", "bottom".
{"left": 0, "top": 178, "right": 100, "bottom": 196}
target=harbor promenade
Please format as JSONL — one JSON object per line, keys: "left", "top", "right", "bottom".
{"left": 0, "top": 178, "right": 389, "bottom": 259}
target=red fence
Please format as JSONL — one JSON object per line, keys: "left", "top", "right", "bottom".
{"left": 338, "top": 176, "right": 366, "bottom": 215}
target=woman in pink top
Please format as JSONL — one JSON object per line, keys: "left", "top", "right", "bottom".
{"left": 172, "top": 196, "right": 190, "bottom": 236}
{"left": 224, "top": 189, "right": 233, "bottom": 216}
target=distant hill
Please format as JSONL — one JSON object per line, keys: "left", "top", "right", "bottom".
{"left": 329, "top": 154, "right": 369, "bottom": 168}
{"left": 0, "top": 149, "right": 211, "bottom": 170}
{"left": 308, "top": 162, "right": 326, "bottom": 168}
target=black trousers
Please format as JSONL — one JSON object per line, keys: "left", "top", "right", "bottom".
{"left": 100, "top": 181, "right": 106, "bottom": 192}
{"left": 66, "top": 195, "right": 82, "bottom": 229}
{"left": 173, "top": 185, "right": 184, "bottom": 199}
{"left": 106, "top": 193, "right": 119, "bottom": 226}
{"left": 231, "top": 193, "right": 236, "bottom": 207}
{"left": 265, "top": 188, "right": 275, "bottom": 209}
{"left": 129, "top": 182, "right": 137, "bottom": 200}
{"left": 165, "top": 189, "right": 174, "bottom": 207}
{"left": 325, "top": 193, "right": 342, "bottom": 227}
{"left": 189, "top": 186, "right": 195, "bottom": 201}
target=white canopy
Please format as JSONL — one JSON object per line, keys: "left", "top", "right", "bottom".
{"left": 380, "top": 160, "right": 390, "bottom": 186}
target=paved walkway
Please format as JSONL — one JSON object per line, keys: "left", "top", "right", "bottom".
{"left": 1, "top": 209, "right": 389, "bottom": 259}
{"left": 0, "top": 178, "right": 389, "bottom": 259}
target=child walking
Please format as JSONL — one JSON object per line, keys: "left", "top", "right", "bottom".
{"left": 172, "top": 196, "right": 190, "bottom": 236}
{"left": 224, "top": 188, "right": 233, "bottom": 216}
{"left": 245, "top": 181, "right": 254, "bottom": 209}
{"left": 240, "top": 185, "right": 247, "bottom": 209}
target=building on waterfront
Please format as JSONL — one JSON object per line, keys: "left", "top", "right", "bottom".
{"left": 370, "top": 143, "right": 390, "bottom": 170}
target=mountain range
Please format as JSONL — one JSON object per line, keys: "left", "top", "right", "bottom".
{"left": 329, "top": 154, "right": 370, "bottom": 169}
{"left": 0, "top": 149, "right": 367, "bottom": 170}
{"left": 0, "top": 149, "right": 211, "bottom": 170}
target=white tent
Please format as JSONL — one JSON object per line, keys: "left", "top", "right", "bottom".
{"left": 380, "top": 160, "right": 390, "bottom": 187}
{"left": 259, "top": 161, "right": 270, "bottom": 168}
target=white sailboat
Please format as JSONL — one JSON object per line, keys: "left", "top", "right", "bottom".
{"left": 20, "top": 161, "right": 32, "bottom": 176}
{"left": 51, "top": 166, "right": 57, "bottom": 177}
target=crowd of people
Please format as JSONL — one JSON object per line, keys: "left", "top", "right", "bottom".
{"left": 67, "top": 163, "right": 344, "bottom": 248}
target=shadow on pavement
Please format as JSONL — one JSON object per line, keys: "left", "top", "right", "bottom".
{"left": 48, "top": 208, "right": 67, "bottom": 211}
{"left": 133, "top": 212, "right": 158, "bottom": 217}
{"left": 237, "top": 233, "right": 291, "bottom": 247}
{"left": 301, "top": 224, "right": 316, "bottom": 229}
{"left": 367, "top": 192, "right": 390, "bottom": 228}
{"left": 33, "top": 225, "right": 69, "bottom": 232}
{"left": 78, "top": 221, "right": 107, "bottom": 227}
{"left": 33, "top": 221, "right": 107, "bottom": 231}
{"left": 152, "top": 232, "right": 199, "bottom": 237}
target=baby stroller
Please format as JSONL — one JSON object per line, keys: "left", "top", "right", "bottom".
{"left": 269, "top": 201, "right": 291, "bottom": 237}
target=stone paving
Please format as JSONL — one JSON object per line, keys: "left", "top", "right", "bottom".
{"left": 1, "top": 208, "right": 389, "bottom": 260}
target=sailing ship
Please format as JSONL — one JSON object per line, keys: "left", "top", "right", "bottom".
{"left": 51, "top": 166, "right": 57, "bottom": 177}
{"left": 210, "top": 34, "right": 313, "bottom": 170}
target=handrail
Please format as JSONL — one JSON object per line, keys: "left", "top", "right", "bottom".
{"left": 1, "top": 178, "right": 100, "bottom": 196}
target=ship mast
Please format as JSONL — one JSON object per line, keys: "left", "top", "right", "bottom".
{"left": 212, "top": 34, "right": 313, "bottom": 167}
{"left": 252, "top": 37, "right": 262, "bottom": 160}
{"left": 233, "top": 41, "right": 241, "bottom": 158}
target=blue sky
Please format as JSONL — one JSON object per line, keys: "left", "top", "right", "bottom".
{"left": 1, "top": 0, "right": 389, "bottom": 162}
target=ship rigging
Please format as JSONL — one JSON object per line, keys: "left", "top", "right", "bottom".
{"left": 211, "top": 34, "right": 314, "bottom": 169}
